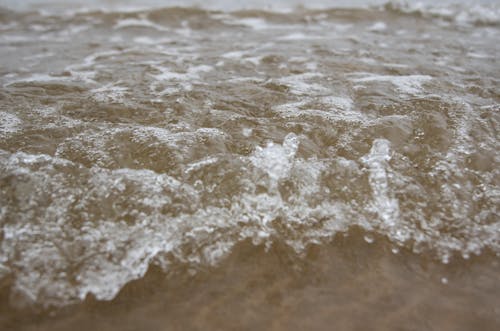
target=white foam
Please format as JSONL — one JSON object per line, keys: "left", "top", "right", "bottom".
{"left": 361, "top": 139, "right": 400, "bottom": 228}
{"left": 349, "top": 73, "right": 432, "bottom": 94}
{"left": 383, "top": 63, "right": 410, "bottom": 69}
{"left": 388, "top": 1, "right": 500, "bottom": 26}
{"left": 278, "top": 73, "right": 327, "bottom": 95}
{"left": 133, "top": 36, "right": 171, "bottom": 45}
{"left": 273, "top": 96, "right": 365, "bottom": 122}
{"left": 0, "top": 112, "right": 22, "bottom": 137}
{"left": 229, "top": 17, "right": 270, "bottom": 30}
{"left": 278, "top": 32, "right": 323, "bottom": 40}
{"left": 242, "top": 128, "right": 253, "bottom": 137}
{"left": 185, "top": 156, "right": 219, "bottom": 175}
{"left": 90, "top": 83, "right": 129, "bottom": 103}
{"left": 152, "top": 69, "right": 187, "bottom": 81}
{"left": 4, "top": 73, "right": 73, "bottom": 87}
{"left": 152, "top": 64, "right": 212, "bottom": 82}
{"left": 466, "top": 52, "right": 494, "bottom": 59}
{"left": 187, "top": 64, "right": 214, "bottom": 75}
{"left": 321, "top": 96, "right": 353, "bottom": 111}
{"left": 1, "top": 112, "right": 498, "bottom": 307}
{"left": 63, "top": 49, "right": 131, "bottom": 84}
{"left": 367, "top": 21, "right": 387, "bottom": 32}
{"left": 149, "top": 64, "right": 213, "bottom": 95}
{"left": 250, "top": 133, "right": 299, "bottom": 183}
{"left": 114, "top": 18, "right": 169, "bottom": 31}
{"left": 0, "top": 35, "right": 33, "bottom": 44}
{"left": 221, "top": 50, "right": 246, "bottom": 60}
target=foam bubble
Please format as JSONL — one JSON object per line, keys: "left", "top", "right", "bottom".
{"left": 361, "top": 139, "right": 400, "bottom": 229}
{"left": 0, "top": 112, "right": 22, "bottom": 137}
{"left": 278, "top": 73, "right": 327, "bottom": 95}
{"left": 113, "top": 18, "right": 169, "bottom": 31}
{"left": 350, "top": 73, "right": 432, "bottom": 94}
{"left": 367, "top": 21, "right": 387, "bottom": 32}
{"left": 90, "top": 83, "right": 129, "bottom": 103}
{"left": 250, "top": 133, "right": 299, "bottom": 183}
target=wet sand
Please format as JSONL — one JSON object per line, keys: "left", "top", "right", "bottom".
{"left": 2, "top": 231, "right": 499, "bottom": 331}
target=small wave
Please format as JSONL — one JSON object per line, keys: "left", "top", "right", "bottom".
{"left": 349, "top": 73, "right": 433, "bottom": 95}
{"left": 1, "top": 123, "right": 498, "bottom": 307}
{"left": 0, "top": 0, "right": 498, "bottom": 311}
{"left": 384, "top": 1, "right": 500, "bottom": 26}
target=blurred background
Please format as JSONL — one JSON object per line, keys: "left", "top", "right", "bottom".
{"left": 1, "top": 0, "right": 498, "bottom": 12}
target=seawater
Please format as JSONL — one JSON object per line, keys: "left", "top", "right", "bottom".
{"left": 0, "top": 0, "right": 499, "bottom": 330}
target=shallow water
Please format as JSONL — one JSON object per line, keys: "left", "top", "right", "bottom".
{"left": 0, "top": 0, "right": 499, "bottom": 329}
